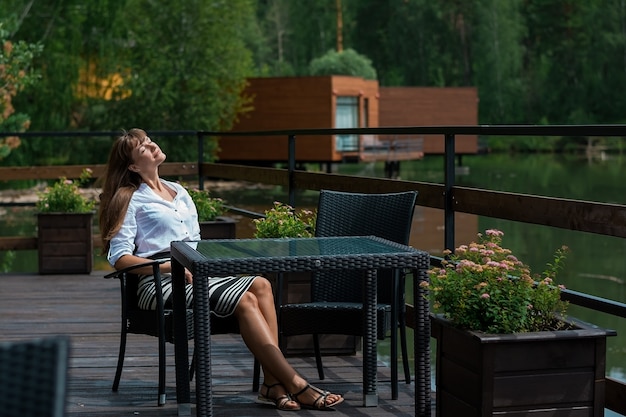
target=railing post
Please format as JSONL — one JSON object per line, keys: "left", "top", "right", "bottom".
{"left": 444, "top": 133, "right": 455, "bottom": 252}
{"left": 197, "top": 132, "right": 204, "bottom": 191}
{"left": 288, "top": 134, "right": 296, "bottom": 207}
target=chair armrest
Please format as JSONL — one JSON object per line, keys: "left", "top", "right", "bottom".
{"left": 104, "top": 260, "right": 166, "bottom": 279}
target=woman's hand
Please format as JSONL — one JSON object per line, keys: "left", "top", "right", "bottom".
{"left": 161, "top": 261, "right": 193, "bottom": 284}
{"left": 184, "top": 268, "right": 193, "bottom": 284}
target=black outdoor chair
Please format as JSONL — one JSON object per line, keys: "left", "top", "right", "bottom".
{"left": 0, "top": 336, "right": 70, "bottom": 417}
{"left": 105, "top": 260, "right": 260, "bottom": 407}
{"left": 279, "top": 189, "right": 418, "bottom": 400}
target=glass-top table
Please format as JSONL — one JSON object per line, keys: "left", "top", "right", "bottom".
{"left": 170, "top": 236, "right": 431, "bottom": 417}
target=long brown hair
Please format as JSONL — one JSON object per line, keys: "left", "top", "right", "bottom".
{"left": 98, "top": 128, "right": 148, "bottom": 255}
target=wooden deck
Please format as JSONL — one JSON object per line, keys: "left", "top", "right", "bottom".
{"left": 0, "top": 271, "right": 431, "bottom": 417}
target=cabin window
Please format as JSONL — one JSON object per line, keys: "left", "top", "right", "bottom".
{"left": 335, "top": 96, "right": 359, "bottom": 151}
{"left": 363, "top": 98, "right": 369, "bottom": 128}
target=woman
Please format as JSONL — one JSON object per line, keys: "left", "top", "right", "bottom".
{"left": 98, "top": 128, "right": 343, "bottom": 411}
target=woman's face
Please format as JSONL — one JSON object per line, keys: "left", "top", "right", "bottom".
{"left": 129, "top": 136, "right": 166, "bottom": 173}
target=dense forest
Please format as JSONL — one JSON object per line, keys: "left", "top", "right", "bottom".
{"left": 1, "top": 0, "right": 626, "bottom": 162}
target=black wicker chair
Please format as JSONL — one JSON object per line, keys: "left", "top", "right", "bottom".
{"left": 279, "top": 190, "right": 418, "bottom": 400}
{"left": 105, "top": 260, "right": 260, "bottom": 407}
{"left": 0, "top": 336, "right": 70, "bottom": 417}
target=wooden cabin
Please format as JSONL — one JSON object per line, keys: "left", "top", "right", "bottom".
{"left": 216, "top": 77, "right": 479, "bottom": 165}
{"left": 379, "top": 87, "right": 479, "bottom": 154}
{"left": 216, "top": 76, "right": 379, "bottom": 164}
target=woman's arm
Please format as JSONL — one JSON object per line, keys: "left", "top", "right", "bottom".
{"left": 114, "top": 254, "right": 193, "bottom": 284}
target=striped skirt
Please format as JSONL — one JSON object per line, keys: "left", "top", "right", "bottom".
{"left": 137, "top": 274, "right": 257, "bottom": 317}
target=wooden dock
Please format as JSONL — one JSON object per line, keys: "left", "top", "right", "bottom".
{"left": 0, "top": 271, "right": 430, "bottom": 416}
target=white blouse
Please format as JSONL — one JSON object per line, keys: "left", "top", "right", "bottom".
{"left": 107, "top": 179, "right": 201, "bottom": 266}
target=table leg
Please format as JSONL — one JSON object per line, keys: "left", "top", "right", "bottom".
{"left": 363, "top": 268, "right": 378, "bottom": 407}
{"left": 413, "top": 267, "right": 431, "bottom": 417}
{"left": 172, "top": 258, "right": 191, "bottom": 416}
{"left": 193, "top": 272, "right": 213, "bottom": 417}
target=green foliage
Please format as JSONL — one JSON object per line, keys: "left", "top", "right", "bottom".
{"left": 5, "top": 1, "right": 91, "bottom": 131}
{"left": 487, "top": 135, "right": 564, "bottom": 153}
{"left": 36, "top": 169, "right": 95, "bottom": 213}
{"left": 472, "top": 0, "right": 525, "bottom": 123}
{"left": 425, "top": 229, "right": 569, "bottom": 333}
{"left": 267, "top": 0, "right": 344, "bottom": 76}
{"left": 108, "top": 1, "right": 254, "bottom": 127}
{"left": 0, "top": 251, "right": 15, "bottom": 273}
{"left": 5, "top": 0, "right": 255, "bottom": 160}
{"left": 309, "top": 48, "right": 377, "bottom": 79}
{"left": 187, "top": 187, "right": 227, "bottom": 222}
{"left": 351, "top": 0, "right": 470, "bottom": 86}
{"left": 253, "top": 201, "right": 316, "bottom": 238}
{"left": 3, "top": 0, "right": 626, "bottom": 160}
{"left": 0, "top": 18, "right": 42, "bottom": 159}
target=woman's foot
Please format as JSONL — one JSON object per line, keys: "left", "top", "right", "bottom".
{"left": 256, "top": 382, "right": 301, "bottom": 411}
{"left": 291, "top": 383, "right": 344, "bottom": 410}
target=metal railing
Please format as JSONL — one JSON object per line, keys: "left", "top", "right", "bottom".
{"left": 1, "top": 125, "right": 625, "bottom": 414}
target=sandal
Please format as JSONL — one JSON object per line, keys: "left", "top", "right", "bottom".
{"left": 291, "top": 383, "right": 344, "bottom": 410}
{"left": 255, "top": 382, "right": 300, "bottom": 411}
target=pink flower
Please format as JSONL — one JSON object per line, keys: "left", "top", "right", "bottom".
{"left": 481, "top": 293, "right": 490, "bottom": 299}
{"left": 485, "top": 229, "right": 504, "bottom": 237}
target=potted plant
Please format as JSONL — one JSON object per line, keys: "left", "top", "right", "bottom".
{"left": 423, "top": 229, "right": 616, "bottom": 417}
{"left": 36, "top": 168, "right": 95, "bottom": 274}
{"left": 187, "top": 187, "right": 236, "bottom": 239}
{"left": 253, "top": 201, "right": 316, "bottom": 238}
{"left": 253, "top": 201, "right": 319, "bottom": 352}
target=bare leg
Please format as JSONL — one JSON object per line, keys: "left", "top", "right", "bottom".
{"left": 246, "top": 278, "right": 279, "bottom": 344}
{"left": 234, "top": 279, "right": 343, "bottom": 408}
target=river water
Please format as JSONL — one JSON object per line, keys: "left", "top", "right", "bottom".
{"left": 2, "top": 152, "right": 624, "bottom": 401}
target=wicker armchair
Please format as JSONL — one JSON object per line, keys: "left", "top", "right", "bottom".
{"left": 279, "top": 189, "right": 418, "bottom": 400}
{"left": 0, "top": 336, "right": 70, "bottom": 417}
{"left": 105, "top": 260, "right": 260, "bottom": 407}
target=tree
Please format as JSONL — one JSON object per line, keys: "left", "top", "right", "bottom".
{"left": 3, "top": 0, "right": 257, "bottom": 163}
{"left": 2, "top": 0, "right": 124, "bottom": 166}
{"left": 520, "top": 0, "right": 626, "bottom": 125}
{"left": 472, "top": 0, "right": 525, "bottom": 123}
{"left": 0, "top": 18, "right": 42, "bottom": 160}
{"left": 309, "top": 48, "right": 377, "bottom": 79}
{"left": 350, "top": 0, "right": 470, "bottom": 87}
{"left": 252, "top": 0, "right": 295, "bottom": 76}
{"left": 102, "top": 0, "right": 256, "bottom": 161}
{"left": 277, "top": 0, "right": 345, "bottom": 75}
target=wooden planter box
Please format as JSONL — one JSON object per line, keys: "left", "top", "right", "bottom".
{"left": 432, "top": 314, "right": 616, "bottom": 417}
{"left": 38, "top": 213, "right": 93, "bottom": 274}
{"left": 199, "top": 216, "right": 237, "bottom": 240}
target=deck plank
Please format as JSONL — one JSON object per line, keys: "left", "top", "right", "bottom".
{"left": 0, "top": 272, "right": 429, "bottom": 416}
